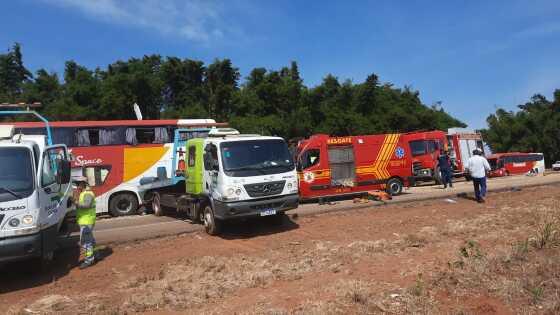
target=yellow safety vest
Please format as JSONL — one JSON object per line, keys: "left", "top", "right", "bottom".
{"left": 77, "top": 190, "right": 96, "bottom": 226}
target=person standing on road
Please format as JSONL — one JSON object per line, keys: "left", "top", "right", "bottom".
{"left": 438, "top": 150, "right": 453, "bottom": 189}
{"left": 465, "top": 148, "right": 491, "bottom": 203}
{"left": 74, "top": 176, "right": 97, "bottom": 269}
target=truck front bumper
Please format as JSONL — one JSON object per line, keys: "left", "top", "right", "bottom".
{"left": 213, "top": 194, "right": 299, "bottom": 220}
{"left": 0, "top": 232, "right": 42, "bottom": 264}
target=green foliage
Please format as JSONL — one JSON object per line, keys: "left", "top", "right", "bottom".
{"left": 0, "top": 43, "right": 466, "bottom": 139}
{"left": 482, "top": 92, "right": 560, "bottom": 166}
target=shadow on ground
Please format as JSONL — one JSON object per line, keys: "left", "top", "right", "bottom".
{"left": 218, "top": 214, "right": 299, "bottom": 240}
{"left": 0, "top": 236, "right": 113, "bottom": 295}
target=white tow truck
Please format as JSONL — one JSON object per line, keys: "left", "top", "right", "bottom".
{"left": 140, "top": 128, "right": 300, "bottom": 235}
{"left": 0, "top": 108, "right": 72, "bottom": 267}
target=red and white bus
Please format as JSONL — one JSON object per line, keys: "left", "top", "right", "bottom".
{"left": 487, "top": 152, "right": 545, "bottom": 177}
{"left": 5, "top": 119, "right": 226, "bottom": 216}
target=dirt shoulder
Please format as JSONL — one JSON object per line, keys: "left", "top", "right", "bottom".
{"left": 2, "top": 185, "right": 560, "bottom": 314}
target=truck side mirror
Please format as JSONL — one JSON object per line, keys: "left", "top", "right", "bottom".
{"left": 56, "top": 159, "right": 71, "bottom": 184}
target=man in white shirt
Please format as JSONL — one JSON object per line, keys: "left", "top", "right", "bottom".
{"left": 465, "top": 148, "right": 491, "bottom": 203}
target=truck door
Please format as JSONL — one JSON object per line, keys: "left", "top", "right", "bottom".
{"left": 297, "top": 147, "right": 330, "bottom": 198}
{"left": 37, "top": 145, "right": 71, "bottom": 256}
{"left": 203, "top": 143, "right": 219, "bottom": 196}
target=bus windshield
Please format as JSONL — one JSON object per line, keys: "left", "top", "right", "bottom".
{"left": 221, "top": 139, "right": 295, "bottom": 177}
{"left": 487, "top": 158, "right": 498, "bottom": 170}
{"left": 0, "top": 147, "right": 35, "bottom": 202}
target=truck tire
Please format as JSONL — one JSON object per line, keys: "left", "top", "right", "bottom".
{"left": 386, "top": 178, "right": 404, "bottom": 196}
{"left": 152, "top": 192, "right": 164, "bottom": 217}
{"left": 203, "top": 204, "right": 221, "bottom": 235}
{"left": 434, "top": 166, "right": 442, "bottom": 185}
{"left": 109, "top": 193, "right": 139, "bottom": 216}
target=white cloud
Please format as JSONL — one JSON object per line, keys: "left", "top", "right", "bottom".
{"left": 40, "top": 0, "right": 230, "bottom": 42}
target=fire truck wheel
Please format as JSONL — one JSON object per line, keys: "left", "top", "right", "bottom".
{"left": 152, "top": 193, "right": 163, "bottom": 217}
{"left": 434, "top": 166, "right": 442, "bottom": 185}
{"left": 109, "top": 193, "right": 139, "bottom": 216}
{"left": 203, "top": 204, "right": 222, "bottom": 235}
{"left": 386, "top": 178, "right": 404, "bottom": 196}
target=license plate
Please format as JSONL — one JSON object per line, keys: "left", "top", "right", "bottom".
{"left": 260, "top": 209, "right": 276, "bottom": 216}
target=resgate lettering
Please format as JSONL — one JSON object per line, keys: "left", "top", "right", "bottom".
{"left": 327, "top": 137, "right": 352, "bottom": 145}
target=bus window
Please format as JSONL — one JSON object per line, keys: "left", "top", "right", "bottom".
{"left": 82, "top": 166, "right": 111, "bottom": 187}
{"left": 409, "top": 140, "right": 427, "bottom": 156}
{"left": 76, "top": 129, "right": 100, "bottom": 146}
{"left": 133, "top": 127, "right": 170, "bottom": 144}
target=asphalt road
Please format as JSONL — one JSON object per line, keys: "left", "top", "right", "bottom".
{"left": 58, "top": 172, "right": 560, "bottom": 247}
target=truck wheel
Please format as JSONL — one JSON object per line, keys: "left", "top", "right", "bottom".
{"left": 152, "top": 192, "right": 164, "bottom": 217}
{"left": 35, "top": 250, "right": 54, "bottom": 272}
{"left": 434, "top": 166, "right": 442, "bottom": 185}
{"left": 109, "top": 193, "right": 139, "bottom": 216}
{"left": 203, "top": 204, "right": 221, "bottom": 235}
{"left": 386, "top": 178, "right": 403, "bottom": 196}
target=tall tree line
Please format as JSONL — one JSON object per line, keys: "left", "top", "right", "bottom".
{"left": 482, "top": 91, "right": 560, "bottom": 165}
{"left": 0, "top": 43, "right": 465, "bottom": 139}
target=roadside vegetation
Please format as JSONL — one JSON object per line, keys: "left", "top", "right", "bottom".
{"left": 0, "top": 43, "right": 464, "bottom": 140}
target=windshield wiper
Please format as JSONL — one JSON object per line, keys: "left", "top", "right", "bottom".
{"left": 226, "top": 165, "right": 266, "bottom": 174}
{"left": 0, "top": 187, "right": 23, "bottom": 199}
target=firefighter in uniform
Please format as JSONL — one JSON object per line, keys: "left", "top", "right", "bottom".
{"left": 74, "top": 176, "right": 97, "bottom": 269}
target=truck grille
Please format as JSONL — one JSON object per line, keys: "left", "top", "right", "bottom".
{"left": 244, "top": 181, "right": 285, "bottom": 198}
{"left": 250, "top": 201, "right": 284, "bottom": 210}
{"left": 413, "top": 162, "right": 423, "bottom": 173}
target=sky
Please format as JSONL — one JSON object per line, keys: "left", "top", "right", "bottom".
{"left": 1, "top": 0, "right": 560, "bottom": 129}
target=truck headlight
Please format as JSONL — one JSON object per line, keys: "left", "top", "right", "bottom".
{"left": 22, "top": 215, "right": 34, "bottom": 225}
{"left": 287, "top": 182, "right": 293, "bottom": 189}
{"left": 9, "top": 218, "right": 20, "bottom": 227}
{"left": 226, "top": 187, "right": 235, "bottom": 196}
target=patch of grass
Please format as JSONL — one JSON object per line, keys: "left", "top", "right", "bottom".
{"left": 459, "top": 240, "right": 484, "bottom": 259}
{"left": 531, "top": 221, "right": 559, "bottom": 249}
{"left": 409, "top": 274, "right": 425, "bottom": 297}
{"left": 527, "top": 285, "right": 545, "bottom": 305}
{"left": 510, "top": 238, "right": 530, "bottom": 262}
{"left": 404, "top": 234, "right": 428, "bottom": 248}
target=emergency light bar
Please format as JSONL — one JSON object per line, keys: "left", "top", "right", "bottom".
{"left": 208, "top": 128, "right": 240, "bottom": 137}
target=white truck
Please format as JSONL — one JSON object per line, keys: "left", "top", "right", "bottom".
{"left": 140, "top": 128, "right": 299, "bottom": 235}
{"left": 0, "top": 111, "right": 72, "bottom": 267}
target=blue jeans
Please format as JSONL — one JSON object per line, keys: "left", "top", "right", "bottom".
{"left": 80, "top": 225, "right": 96, "bottom": 264}
{"left": 441, "top": 168, "right": 453, "bottom": 188}
{"left": 472, "top": 177, "right": 487, "bottom": 201}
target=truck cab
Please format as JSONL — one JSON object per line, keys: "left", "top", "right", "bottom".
{"left": 0, "top": 125, "right": 72, "bottom": 266}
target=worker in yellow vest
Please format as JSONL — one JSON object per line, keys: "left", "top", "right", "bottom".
{"left": 73, "top": 176, "right": 97, "bottom": 269}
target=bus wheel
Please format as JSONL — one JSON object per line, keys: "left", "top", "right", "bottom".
{"left": 109, "top": 193, "right": 139, "bottom": 216}
{"left": 152, "top": 192, "right": 163, "bottom": 217}
{"left": 386, "top": 178, "right": 404, "bottom": 196}
{"left": 203, "top": 204, "right": 221, "bottom": 235}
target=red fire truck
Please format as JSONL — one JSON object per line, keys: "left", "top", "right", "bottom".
{"left": 295, "top": 131, "right": 446, "bottom": 200}
{"left": 446, "top": 128, "right": 485, "bottom": 178}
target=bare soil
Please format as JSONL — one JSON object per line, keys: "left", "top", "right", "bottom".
{"left": 2, "top": 185, "right": 560, "bottom": 314}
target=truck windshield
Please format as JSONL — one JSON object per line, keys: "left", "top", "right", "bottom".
{"left": 0, "top": 147, "right": 34, "bottom": 202}
{"left": 221, "top": 139, "right": 295, "bottom": 177}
